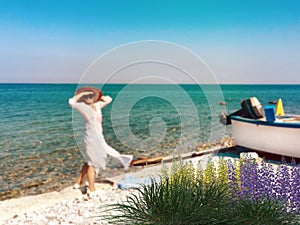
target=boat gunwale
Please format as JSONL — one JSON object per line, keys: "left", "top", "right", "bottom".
{"left": 230, "top": 116, "right": 300, "bottom": 128}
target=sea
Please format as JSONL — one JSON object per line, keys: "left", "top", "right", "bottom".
{"left": 1, "top": 83, "right": 300, "bottom": 200}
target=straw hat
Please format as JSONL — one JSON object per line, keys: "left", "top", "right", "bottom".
{"left": 75, "top": 87, "right": 102, "bottom": 103}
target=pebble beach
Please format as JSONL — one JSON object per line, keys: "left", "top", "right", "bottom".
{"left": 1, "top": 183, "right": 134, "bottom": 225}
{"left": 0, "top": 151, "right": 230, "bottom": 225}
{"left": 0, "top": 156, "right": 166, "bottom": 225}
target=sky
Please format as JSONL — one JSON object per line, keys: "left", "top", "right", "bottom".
{"left": 0, "top": 0, "right": 300, "bottom": 84}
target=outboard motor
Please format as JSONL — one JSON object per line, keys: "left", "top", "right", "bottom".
{"left": 220, "top": 97, "right": 264, "bottom": 125}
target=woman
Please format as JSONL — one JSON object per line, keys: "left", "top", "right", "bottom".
{"left": 69, "top": 87, "right": 133, "bottom": 194}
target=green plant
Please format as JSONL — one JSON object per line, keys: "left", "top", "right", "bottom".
{"left": 99, "top": 158, "right": 299, "bottom": 225}
{"left": 230, "top": 198, "right": 299, "bottom": 225}
{"left": 203, "top": 160, "right": 217, "bottom": 185}
{"left": 100, "top": 160, "right": 232, "bottom": 225}
{"left": 217, "top": 158, "right": 228, "bottom": 185}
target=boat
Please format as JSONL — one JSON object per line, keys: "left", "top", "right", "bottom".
{"left": 220, "top": 97, "right": 300, "bottom": 158}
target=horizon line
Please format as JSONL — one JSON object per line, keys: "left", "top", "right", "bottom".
{"left": 1, "top": 82, "right": 300, "bottom": 85}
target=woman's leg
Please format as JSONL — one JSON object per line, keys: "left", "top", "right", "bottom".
{"left": 74, "top": 163, "right": 88, "bottom": 186}
{"left": 87, "top": 165, "right": 96, "bottom": 192}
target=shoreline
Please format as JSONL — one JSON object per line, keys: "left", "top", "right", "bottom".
{"left": 1, "top": 138, "right": 234, "bottom": 202}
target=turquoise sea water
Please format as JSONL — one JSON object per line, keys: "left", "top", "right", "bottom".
{"left": 1, "top": 83, "right": 300, "bottom": 200}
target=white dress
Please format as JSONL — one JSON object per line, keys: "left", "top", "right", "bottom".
{"left": 69, "top": 96, "right": 132, "bottom": 174}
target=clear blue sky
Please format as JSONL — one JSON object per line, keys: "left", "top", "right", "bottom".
{"left": 0, "top": 0, "right": 299, "bottom": 83}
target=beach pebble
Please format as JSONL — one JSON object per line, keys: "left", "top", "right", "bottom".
{"left": 240, "top": 152, "right": 263, "bottom": 164}
{"left": 240, "top": 152, "right": 259, "bottom": 159}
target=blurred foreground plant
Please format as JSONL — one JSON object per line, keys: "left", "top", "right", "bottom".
{"left": 99, "top": 157, "right": 299, "bottom": 225}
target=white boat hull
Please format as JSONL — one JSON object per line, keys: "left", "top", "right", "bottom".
{"left": 231, "top": 116, "right": 300, "bottom": 158}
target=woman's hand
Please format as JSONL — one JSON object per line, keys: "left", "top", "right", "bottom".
{"left": 100, "top": 96, "right": 112, "bottom": 102}
{"left": 73, "top": 91, "right": 94, "bottom": 101}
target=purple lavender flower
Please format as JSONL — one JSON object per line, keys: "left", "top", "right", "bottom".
{"left": 240, "top": 158, "right": 259, "bottom": 200}
{"left": 227, "top": 159, "right": 239, "bottom": 200}
{"left": 258, "top": 159, "right": 275, "bottom": 199}
{"left": 290, "top": 163, "right": 300, "bottom": 213}
{"left": 239, "top": 159, "right": 250, "bottom": 199}
{"left": 226, "top": 156, "right": 300, "bottom": 215}
{"left": 274, "top": 157, "right": 291, "bottom": 203}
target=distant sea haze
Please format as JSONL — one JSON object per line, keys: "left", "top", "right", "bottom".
{"left": 1, "top": 83, "right": 300, "bottom": 200}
